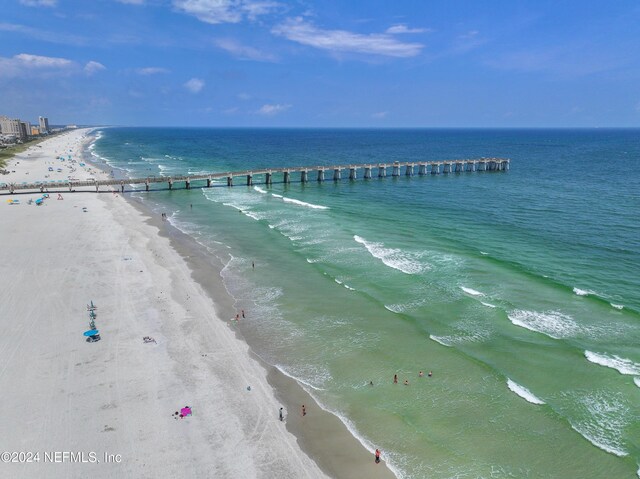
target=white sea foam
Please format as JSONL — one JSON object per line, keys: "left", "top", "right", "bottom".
{"left": 334, "top": 279, "right": 342, "bottom": 284}
{"left": 611, "top": 303, "right": 624, "bottom": 310}
{"left": 481, "top": 302, "right": 497, "bottom": 308}
{"left": 353, "top": 235, "right": 429, "bottom": 275}
{"left": 275, "top": 364, "right": 328, "bottom": 391}
{"left": 343, "top": 284, "right": 355, "bottom": 291}
{"left": 566, "top": 390, "right": 629, "bottom": 457}
{"left": 507, "top": 310, "right": 579, "bottom": 339}
{"left": 253, "top": 186, "right": 267, "bottom": 194}
{"left": 222, "top": 202, "right": 243, "bottom": 211}
{"left": 507, "top": 379, "right": 545, "bottom": 405}
{"left": 584, "top": 351, "right": 640, "bottom": 376}
{"left": 460, "top": 286, "right": 484, "bottom": 297}
{"left": 244, "top": 212, "right": 261, "bottom": 221}
{"left": 429, "top": 335, "right": 452, "bottom": 347}
{"left": 634, "top": 377, "right": 640, "bottom": 388}
{"left": 271, "top": 193, "right": 283, "bottom": 198}
{"left": 280, "top": 196, "right": 329, "bottom": 209}
{"left": 306, "top": 258, "right": 319, "bottom": 264}
{"left": 480, "top": 251, "right": 489, "bottom": 255}
{"left": 573, "top": 287, "right": 592, "bottom": 296}
{"left": 384, "top": 298, "right": 426, "bottom": 314}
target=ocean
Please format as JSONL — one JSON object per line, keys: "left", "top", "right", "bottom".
{"left": 90, "top": 128, "right": 640, "bottom": 478}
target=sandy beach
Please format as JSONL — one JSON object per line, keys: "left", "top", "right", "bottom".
{"left": 0, "top": 129, "right": 395, "bottom": 478}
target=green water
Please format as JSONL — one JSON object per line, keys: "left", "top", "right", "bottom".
{"left": 93, "top": 128, "right": 640, "bottom": 478}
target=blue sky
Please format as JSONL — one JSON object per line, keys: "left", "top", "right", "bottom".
{"left": 1, "top": 0, "right": 639, "bottom": 127}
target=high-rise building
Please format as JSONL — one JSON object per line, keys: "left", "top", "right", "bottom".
{"left": 0, "top": 116, "right": 27, "bottom": 139}
{"left": 38, "top": 116, "right": 50, "bottom": 134}
{"left": 21, "top": 121, "right": 31, "bottom": 137}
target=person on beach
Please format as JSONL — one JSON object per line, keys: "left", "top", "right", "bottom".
{"left": 404, "top": 379, "right": 410, "bottom": 386}
{"left": 419, "top": 371, "right": 424, "bottom": 377}
{"left": 375, "top": 449, "right": 381, "bottom": 464}
{"left": 252, "top": 261, "right": 255, "bottom": 269}
{"left": 428, "top": 371, "right": 433, "bottom": 377}
{"left": 393, "top": 374, "right": 398, "bottom": 384}
{"left": 235, "top": 313, "right": 240, "bottom": 321}
{"left": 241, "top": 309, "right": 245, "bottom": 318}
{"left": 302, "top": 405, "right": 306, "bottom": 416}
{"left": 57, "top": 193, "right": 63, "bottom": 200}
{"left": 279, "top": 407, "right": 284, "bottom": 421}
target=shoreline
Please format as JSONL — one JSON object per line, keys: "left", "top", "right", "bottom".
{"left": 109, "top": 146, "right": 397, "bottom": 478}
{"left": 0, "top": 128, "right": 395, "bottom": 478}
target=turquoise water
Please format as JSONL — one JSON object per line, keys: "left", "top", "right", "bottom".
{"left": 92, "top": 128, "right": 640, "bottom": 478}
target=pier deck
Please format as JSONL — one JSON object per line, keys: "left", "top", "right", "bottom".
{"left": 0, "top": 158, "right": 509, "bottom": 194}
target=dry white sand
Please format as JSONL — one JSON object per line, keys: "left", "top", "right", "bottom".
{"left": 0, "top": 130, "right": 330, "bottom": 478}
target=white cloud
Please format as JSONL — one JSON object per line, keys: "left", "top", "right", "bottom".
{"left": 84, "top": 61, "right": 106, "bottom": 75}
{"left": 173, "top": 0, "right": 280, "bottom": 25}
{"left": 136, "top": 67, "right": 170, "bottom": 75}
{"left": 385, "top": 24, "right": 429, "bottom": 34}
{"left": 371, "top": 111, "right": 388, "bottom": 119}
{"left": 272, "top": 17, "right": 423, "bottom": 58}
{"left": 257, "top": 103, "right": 290, "bottom": 116}
{"left": 0, "top": 22, "right": 87, "bottom": 45}
{"left": 16, "top": 53, "right": 72, "bottom": 68}
{"left": 237, "top": 92, "right": 251, "bottom": 100}
{"left": 214, "top": 38, "right": 277, "bottom": 62}
{"left": 0, "top": 53, "right": 76, "bottom": 78}
{"left": 20, "top": 0, "right": 57, "bottom": 6}
{"left": 184, "top": 77, "right": 205, "bottom": 93}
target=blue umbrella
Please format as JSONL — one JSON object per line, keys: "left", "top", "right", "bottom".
{"left": 83, "top": 329, "right": 100, "bottom": 337}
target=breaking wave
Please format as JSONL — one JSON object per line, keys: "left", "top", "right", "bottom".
{"left": 353, "top": 235, "right": 429, "bottom": 275}
{"left": 507, "top": 310, "right": 580, "bottom": 339}
{"left": 584, "top": 351, "right": 640, "bottom": 376}
{"left": 507, "top": 379, "right": 545, "bottom": 405}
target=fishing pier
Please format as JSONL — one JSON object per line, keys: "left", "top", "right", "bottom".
{"left": 1, "top": 158, "right": 509, "bottom": 194}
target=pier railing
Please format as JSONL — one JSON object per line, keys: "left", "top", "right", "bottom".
{"left": 0, "top": 158, "right": 510, "bottom": 194}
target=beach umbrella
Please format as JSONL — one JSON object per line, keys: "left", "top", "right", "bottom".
{"left": 180, "top": 407, "right": 192, "bottom": 417}
{"left": 83, "top": 329, "right": 100, "bottom": 337}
